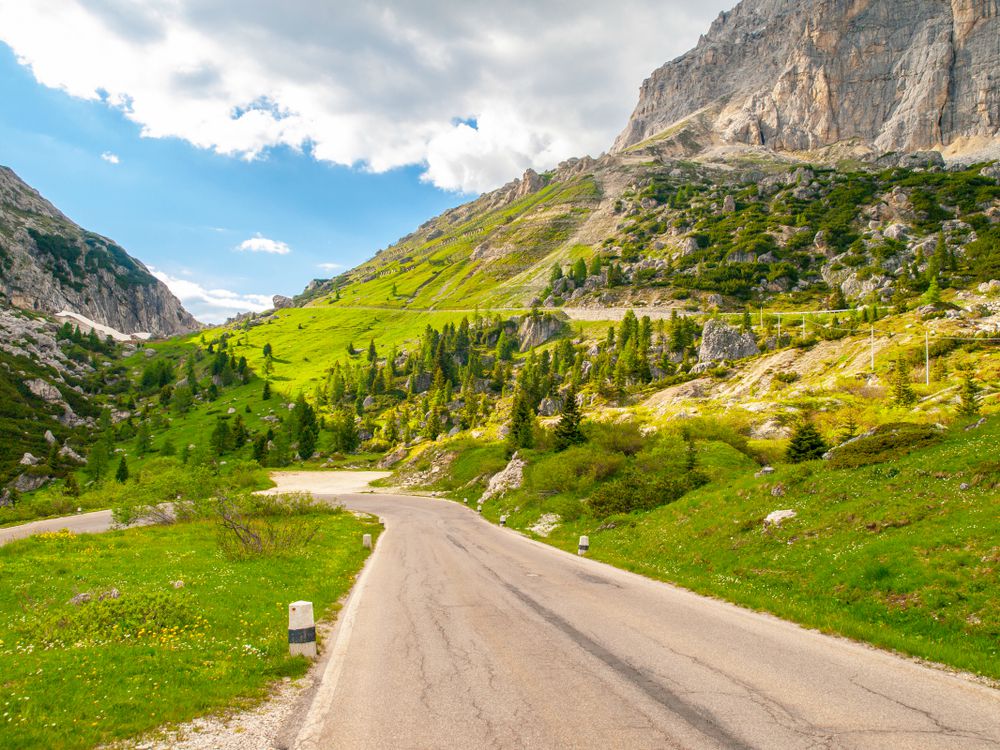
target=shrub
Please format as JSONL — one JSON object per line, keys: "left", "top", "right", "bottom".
{"left": 588, "top": 466, "right": 706, "bottom": 518}
{"left": 587, "top": 420, "right": 645, "bottom": 456}
{"left": 215, "top": 493, "right": 338, "bottom": 560}
{"left": 827, "top": 423, "right": 941, "bottom": 468}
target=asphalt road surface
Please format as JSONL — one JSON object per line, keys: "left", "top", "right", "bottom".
{"left": 293, "top": 490, "right": 1000, "bottom": 750}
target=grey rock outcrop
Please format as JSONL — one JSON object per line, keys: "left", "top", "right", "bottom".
{"left": 272, "top": 295, "right": 295, "bottom": 310}
{"left": 613, "top": 0, "right": 1000, "bottom": 160}
{"left": 0, "top": 166, "right": 198, "bottom": 336}
{"left": 517, "top": 312, "right": 567, "bottom": 352}
{"left": 698, "top": 318, "right": 759, "bottom": 362}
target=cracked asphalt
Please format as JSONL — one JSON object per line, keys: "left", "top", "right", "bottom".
{"left": 297, "top": 491, "right": 1000, "bottom": 750}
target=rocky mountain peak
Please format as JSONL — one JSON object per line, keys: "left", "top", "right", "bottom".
{"left": 0, "top": 166, "right": 198, "bottom": 337}
{"left": 612, "top": 0, "right": 1000, "bottom": 160}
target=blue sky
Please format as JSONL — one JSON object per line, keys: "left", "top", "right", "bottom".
{"left": 0, "top": 1, "right": 726, "bottom": 322}
{"left": 0, "top": 43, "right": 464, "bottom": 321}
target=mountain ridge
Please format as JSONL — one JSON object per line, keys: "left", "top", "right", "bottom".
{"left": 0, "top": 165, "right": 198, "bottom": 337}
{"left": 612, "top": 0, "right": 1000, "bottom": 159}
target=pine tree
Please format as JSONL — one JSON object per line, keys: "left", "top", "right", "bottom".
{"left": 115, "top": 456, "right": 129, "bottom": 483}
{"left": 507, "top": 390, "right": 535, "bottom": 452}
{"left": 136, "top": 422, "right": 151, "bottom": 456}
{"left": 262, "top": 380, "right": 271, "bottom": 400}
{"left": 210, "top": 418, "right": 231, "bottom": 455}
{"left": 837, "top": 414, "right": 859, "bottom": 443}
{"left": 958, "top": 373, "right": 981, "bottom": 417}
{"left": 892, "top": 358, "right": 917, "bottom": 407}
{"left": 553, "top": 387, "right": 584, "bottom": 450}
{"left": 786, "top": 421, "right": 828, "bottom": 463}
{"left": 64, "top": 473, "right": 80, "bottom": 497}
{"left": 87, "top": 440, "right": 109, "bottom": 480}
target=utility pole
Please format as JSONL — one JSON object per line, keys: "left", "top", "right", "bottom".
{"left": 925, "top": 330, "right": 930, "bottom": 386}
{"left": 870, "top": 325, "right": 875, "bottom": 371}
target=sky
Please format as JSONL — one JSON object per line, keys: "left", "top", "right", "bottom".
{"left": 0, "top": 0, "right": 730, "bottom": 323}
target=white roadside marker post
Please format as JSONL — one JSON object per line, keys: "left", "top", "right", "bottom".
{"left": 578, "top": 535, "right": 589, "bottom": 556}
{"left": 500, "top": 515, "right": 507, "bottom": 526}
{"left": 288, "top": 601, "right": 317, "bottom": 658}
{"left": 477, "top": 504, "right": 483, "bottom": 514}
{"left": 362, "top": 533, "right": 372, "bottom": 550}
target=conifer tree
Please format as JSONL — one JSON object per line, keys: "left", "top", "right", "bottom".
{"left": 262, "top": 380, "right": 271, "bottom": 400}
{"left": 115, "top": 455, "right": 129, "bottom": 483}
{"left": 892, "top": 358, "right": 917, "bottom": 407}
{"left": 553, "top": 387, "right": 584, "bottom": 450}
{"left": 507, "top": 390, "right": 535, "bottom": 452}
{"left": 786, "top": 421, "right": 828, "bottom": 463}
{"left": 958, "top": 373, "right": 981, "bottom": 417}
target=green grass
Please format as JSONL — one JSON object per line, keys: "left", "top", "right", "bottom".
{"left": 414, "top": 418, "right": 1000, "bottom": 681}
{"left": 0, "top": 511, "right": 380, "bottom": 750}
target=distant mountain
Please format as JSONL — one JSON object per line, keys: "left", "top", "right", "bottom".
{"left": 0, "top": 166, "right": 198, "bottom": 337}
{"left": 613, "top": 0, "right": 1000, "bottom": 160}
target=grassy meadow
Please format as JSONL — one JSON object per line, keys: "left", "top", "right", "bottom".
{"left": 0, "top": 504, "right": 380, "bottom": 750}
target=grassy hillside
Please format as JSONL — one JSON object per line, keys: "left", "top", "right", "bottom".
{"left": 390, "top": 415, "right": 1000, "bottom": 681}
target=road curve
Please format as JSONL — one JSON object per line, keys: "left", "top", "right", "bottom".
{"left": 0, "top": 509, "right": 115, "bottom": 546}
{"left": 295, "top": 491, "right": 1000, "bottom": 750}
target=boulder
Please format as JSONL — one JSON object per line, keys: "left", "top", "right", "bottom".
{"left": 19, "top": 452, "right": 40, "bottom": 466}
{"left": 763, "top": 509, "right": 796, "bottom": 529}
{"left": 537, "top": 397, "right": 562, "bottom": 417}
{"left": 25, "top": 378, "right": 62, "bottom": 402}
{"left": 406, "top": 372, "right": 432, "bottom": 394}
{"left": 68, "top": 593, "right": 92, "bottom": 606}
{"left": 58, "top": 444, "right": 86, "bottom": 464}
{"left": 378, "top": 446, "right": 409, "bottom": 468}
{"left": 698, "top": 318, "right": 759, "bottom": 363}
{"left": 272, "top": 295, "right": 294, "bottom": 309}
{"left": 12, "top": 473, "right": 50, "bottom": 493}
{"left": 44, "top": 430, "right": 57, "bottom": 444}
{"left": 362, "top": 395, "right": 376, "bottom": 409}
{"left": 479, "top": 452, "right": 527, "bottom": 503}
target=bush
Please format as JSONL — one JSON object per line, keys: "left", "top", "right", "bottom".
{"left": 827, "top": 423, "right": 941, "bottom": 468}
{"left": 215, "top": 493, "right": 340, "bottom": 560}
{"left": 588, "top": 466, "right": 706, "bottom": 518}
{"left": 587, "top": 421, "right": 645, "bottom": 456}
{"left": 530, "top": 445, "right": 626, "bottom": 495}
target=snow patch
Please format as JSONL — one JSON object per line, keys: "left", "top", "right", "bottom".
{"left": 55, "top": 310, "right": 150, "bottom": 341}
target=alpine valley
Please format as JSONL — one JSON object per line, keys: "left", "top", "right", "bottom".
{"left": 1, "top": 1, "right": 999, "bottom": 746}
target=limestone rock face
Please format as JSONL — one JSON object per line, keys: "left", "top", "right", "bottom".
{"left": 0, "top": 166, "right": 198, "bottom": 336}
{"left": 516, "top": 312, "right": 566, "bottom": 352}
{"left": 613, "top": 0, "right": 1000, "bottom": 159}
{"left": 698, "top": 318, "right": 759, "bottom": 362}
{"left": 272, "top": 295, "right": 294, "bottom": 310}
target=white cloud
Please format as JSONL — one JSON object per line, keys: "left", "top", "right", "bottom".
{"left": 0, "top": 1, "right": 728, "bottom": 193}
{"left": 237, "top": 233, "right": 290, "bottom": 255}
{"left": 100, "top": 151, "right": 120, "bottom": 164}
{"left": 151, "top": 268, "right": 273, "bottom": 323}
{"left": 317, "top": 262, "right": 342, "bottom": 272}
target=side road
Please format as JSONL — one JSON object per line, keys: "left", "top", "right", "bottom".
{"left": 0, "top": 471, "right": 389, "bottom": 546}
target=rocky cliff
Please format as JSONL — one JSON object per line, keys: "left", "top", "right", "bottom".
{"left": 613, "top": 0, "right": 1000, "bottom": 159}
{"left": 0, "top": 166, "right": 198, "bottom": 337}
